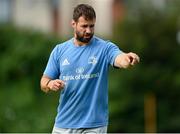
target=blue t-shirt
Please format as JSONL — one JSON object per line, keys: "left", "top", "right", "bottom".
{"left": 44, "top": 36, "right": 122, "bottom": 128}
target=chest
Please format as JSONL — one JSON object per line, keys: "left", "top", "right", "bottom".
{"left": 59, "top": 47, "right": 106, "bottom": 75}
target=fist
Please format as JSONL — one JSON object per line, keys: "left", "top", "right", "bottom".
{"left": 47, "top": 79, "right": 66, "bottom": 91}
{"left": 127, "top": 52, "right": 140, "bottom": 66}
{"left": 116, "top": 52, "right": 140, "bottom": 68}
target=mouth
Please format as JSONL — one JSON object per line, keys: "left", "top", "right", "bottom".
{"left": 84, "top": 34, "right": 92, "bottom": 38}
{"left": 84, "top": 36, "right": 91, "bottom": 38}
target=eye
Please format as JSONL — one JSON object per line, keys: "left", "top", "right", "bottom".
{"left": 82, "top": 25, "right": 88, "bottom": 28}
{"left": 90, "top": 25, "right": 94, "bottom": 28}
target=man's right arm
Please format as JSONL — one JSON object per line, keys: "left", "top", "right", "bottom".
{"left": 40, "top": 75, "right": 65, "bottom": 93}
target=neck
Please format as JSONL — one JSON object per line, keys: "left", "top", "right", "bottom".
{"left": 74, "top": 38, "right": 88, "bottom": 46}
{"left": 74, "top": 33, "right": 90, "bottom": 46}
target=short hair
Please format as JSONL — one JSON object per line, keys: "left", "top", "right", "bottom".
{"left": 73, "top": 4, "right": 96, "bottom": 22}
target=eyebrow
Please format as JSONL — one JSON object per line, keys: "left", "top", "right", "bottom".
{"left": 81, "top": 24, "right": 94, "bottom": 27}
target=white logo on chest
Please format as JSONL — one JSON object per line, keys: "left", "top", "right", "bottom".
{"left": 88, "top": 56, "right": 97, "bottom": 65}
{"left": 62, "top": 59, "right": 70, "bottom": 66}
{"left": 76, "top": 67, "right": 84, "bottom": 74}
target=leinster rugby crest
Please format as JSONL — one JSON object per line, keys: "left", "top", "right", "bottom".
{"left": 88, "top": 56, "right": 97, "bottom": 65}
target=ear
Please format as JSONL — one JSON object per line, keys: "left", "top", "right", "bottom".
{"left": 71, "top": 20, "right": 76, "bottom": 28}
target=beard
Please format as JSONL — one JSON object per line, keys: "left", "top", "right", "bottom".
{"left": 76, "top": 31, "right": 93, "bottom": 43}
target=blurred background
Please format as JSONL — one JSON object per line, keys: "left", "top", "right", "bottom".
{"left": 0, "top": 0, "right": 180, "bottom": 133}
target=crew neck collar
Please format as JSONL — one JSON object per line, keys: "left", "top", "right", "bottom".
{"left": 71, "top": 36, "right": 94, "bottom": 48}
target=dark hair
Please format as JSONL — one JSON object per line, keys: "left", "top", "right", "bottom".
{"left": 73, "top": 4, "right": 96, "bottom": 22}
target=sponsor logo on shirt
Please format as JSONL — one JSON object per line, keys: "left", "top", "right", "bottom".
{"left": 62, "top": 59, "right": 70, "bottom": 66}
{"left": 62, "top": 67, "right": 99, "bottom": 81}
{"left": 62, "top": 72, "right": 99, "bottom": 81}
{"left": 76, "top": 67, "right": 84, "bottom": 74}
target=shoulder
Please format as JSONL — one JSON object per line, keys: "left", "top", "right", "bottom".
{"left": 49, "top": 38, "right": 72, "bottom": 60}
{"left": 93, "top": 36, "right": 118, "bottom": 48}
{"left": 53, "top": 38, "right": 72, "bottom": 52}
{"left": 93, "top": 36, "right": 108, "bottom": 44}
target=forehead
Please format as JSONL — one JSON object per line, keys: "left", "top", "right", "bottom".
{"left": 77, "top": 16, "right": 95, "bottom": 24}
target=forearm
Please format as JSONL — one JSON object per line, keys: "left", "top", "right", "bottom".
{"left": 40, "top": 75, "right": 52, "bottom": 93}
{"left": 40, "top": 75, "right": 66, "bottom": 93}
{"left": 114, "top": 53, "right": 128, "bottom": 68}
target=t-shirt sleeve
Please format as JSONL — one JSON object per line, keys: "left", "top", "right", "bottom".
{"left": 106, "top": 41, "right": 123, "bottom": 67}
{"left": 43, "top": 45, "right": 60, "bottom": 79}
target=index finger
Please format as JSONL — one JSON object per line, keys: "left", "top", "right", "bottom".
{"left": 131, "top": 53, "right": 140, "bottom": 63}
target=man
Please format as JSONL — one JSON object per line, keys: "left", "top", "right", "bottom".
{"left": 40, "top": 4, "right": 140, "bottom": 134}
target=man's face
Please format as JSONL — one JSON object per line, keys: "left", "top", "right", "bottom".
{"left": 72, "top": 16, "right": 95, "bottom": 43}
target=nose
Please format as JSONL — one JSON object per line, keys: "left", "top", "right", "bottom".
{"left": 86, "top": 27, "right": 91, "bottom": 34}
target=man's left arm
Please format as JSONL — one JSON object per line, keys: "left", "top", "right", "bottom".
{"left": 114, "top": 52, "right": 140, "bottom": 69}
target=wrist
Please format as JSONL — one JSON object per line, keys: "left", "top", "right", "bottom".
{"left": 45, "top": 79, "right": 51, "bottom": 92}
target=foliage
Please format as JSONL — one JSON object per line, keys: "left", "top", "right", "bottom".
{"left": 0, "top": 5, "right": 180, "bottom": 132}
{"left": 109, "top": 7, "right": 180, "bottom": 133}
{"left": 0, "top": 25, "right": 62, "bottom": 132}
